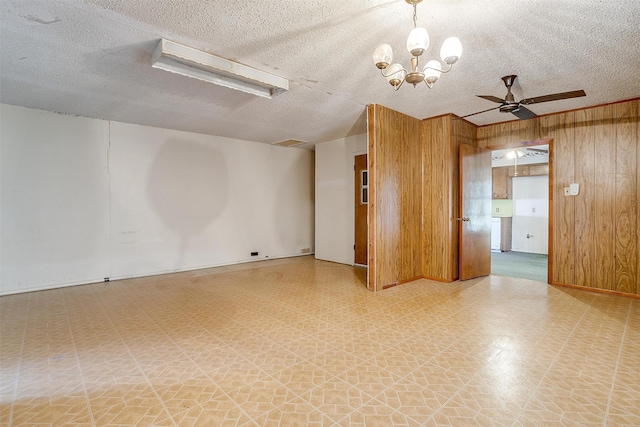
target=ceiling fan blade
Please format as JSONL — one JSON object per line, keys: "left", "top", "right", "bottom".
{"left": 477, "top": 95, "right": 505, "bottom": 104}
{"left": 461, "top": 105, "right": 502, "bottom": 118}
{"left": 520, "top": 90, "right": 586, "bottom": 105}
{"left": 511, "top": 106, "right": 537, "bottom": 120}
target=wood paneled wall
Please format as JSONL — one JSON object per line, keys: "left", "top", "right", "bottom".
{"left": 422, "top": 115, "right": 476, "bottom": 281}
{"left": 402, "top": 108, "right": 424, "bottom": 284}
{"left": 422, "top": 115, "right": 450, "bottom": 280}
{"left": 367, "top": 105, "right": 422, "bottom": 291}
{"left": 368, "top": 99, "right": 638, "bottom": 296}
{"left": 477, "top": 99, "right": 640, "bottom": 296}
{"left": 369, "top": 107, "right": 477, "bottom": 289}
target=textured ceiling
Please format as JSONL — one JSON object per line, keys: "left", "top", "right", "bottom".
{"left": 1, "top": 0, "right": 639, "bottom": 146}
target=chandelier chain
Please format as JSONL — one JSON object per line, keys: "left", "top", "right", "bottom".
{"left": 412, "top": 1, "right": 418, "bottom": 28}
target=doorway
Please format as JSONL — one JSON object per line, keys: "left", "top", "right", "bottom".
{"left": 354, "top": 154, "right": 368, "bottom": 266}
{"left": 490, "top": 143, "right": 550, "bottom": 282}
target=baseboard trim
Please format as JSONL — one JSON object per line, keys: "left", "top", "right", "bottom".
{"left": 0, "top": 253, "right": 315, "bottom": 296}
{"left": 550, "top": 281, "right": 640, "bottom": 299}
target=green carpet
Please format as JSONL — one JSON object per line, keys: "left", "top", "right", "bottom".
{"left": 491, "top": 251, "right": 548, "bottom": 283}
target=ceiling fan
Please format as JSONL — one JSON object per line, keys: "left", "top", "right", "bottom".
{"left": 463, "top": 75, "right": 586, "bottom": 120}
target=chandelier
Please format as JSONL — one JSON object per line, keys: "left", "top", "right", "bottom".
{"left": 372, "top": 0, "right": 462, "bottom": 90}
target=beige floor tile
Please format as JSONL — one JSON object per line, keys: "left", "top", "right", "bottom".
{"left": 1, "top": 256, "right": 639, "bottom": 426}
{"left": 302, "top": 376, "right": 375, "bottom": 422}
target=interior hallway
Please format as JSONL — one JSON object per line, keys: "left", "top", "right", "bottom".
{"left": 491, "top": 251, "right": 548, "bottom": 283}
{"left": 1, "top": 256, "right": 639, "bottom": 426}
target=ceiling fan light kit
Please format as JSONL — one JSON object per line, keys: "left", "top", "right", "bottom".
{"left": 372, "top": 0, "right": 462, "bottom": 90}
{"left": 463, "top": 75, "right": 586, "bottom": 120}
{"left": 505, "top": 149, "right": 525, "bottom": 159}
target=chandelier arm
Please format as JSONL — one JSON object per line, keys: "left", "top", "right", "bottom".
{"left": 423, "top": 62, "right": 454, "bottom": 74}
{"left": 379, "top": 66, "right": 410, "bottom": 80}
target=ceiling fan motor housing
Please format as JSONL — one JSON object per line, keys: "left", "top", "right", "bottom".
{"left": 500, "top": 103, "right": 520, "bottom": 113}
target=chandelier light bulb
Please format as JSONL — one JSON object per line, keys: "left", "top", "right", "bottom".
{"left": 373, "top": 44, "right": 393, "bottom": 69}
{"left": 423, "top": 60, "right": 442, "bottom": 84}
{"left": 385, "top": 63, "right": 406, "bottom": 88}
{"left": 406, "top": 27, "right": 429, "bottom": 56}
{"left": 440, "top": 37, "right": 462, "bottom": 64}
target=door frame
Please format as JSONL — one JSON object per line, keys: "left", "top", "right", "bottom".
{"left": 485, "top": 137, "right": 553, "bottom": 284}
{"left": 354, "top": 152, "right": 368, "bottom": 266}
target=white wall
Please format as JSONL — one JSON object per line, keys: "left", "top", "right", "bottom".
{"left": 315, "top": 133, "right": 367, "bottom": 265}
{"left": 511, "top": 175, "right": 549, "bottom": 254}
{"left": 0, "top": 104, "right": 314, "bottom": 295}
{"left": 1, "top": 106, "right": 111, "bottom": 292}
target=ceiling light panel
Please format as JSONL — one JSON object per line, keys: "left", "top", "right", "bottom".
{"left": 151, "top": 39, "right": 288, "bottom": 99}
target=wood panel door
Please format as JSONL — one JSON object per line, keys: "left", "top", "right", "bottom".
{"left": 354, "top": 154, "right": 368, "bottom": 265}
{"left": 459, "top": 145, "right": 492, "bottom": 280}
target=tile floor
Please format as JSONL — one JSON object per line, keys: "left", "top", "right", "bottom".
{"left": 1, "top": 256, "right": 639, "bottom": 426}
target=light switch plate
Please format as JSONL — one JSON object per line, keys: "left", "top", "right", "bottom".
{"left": 569, "top": 183, "right": 580, "bottom": 196}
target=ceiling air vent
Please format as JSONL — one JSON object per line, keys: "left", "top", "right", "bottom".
{"left": 272, "top": 139, "right": 314, "bottom": 150}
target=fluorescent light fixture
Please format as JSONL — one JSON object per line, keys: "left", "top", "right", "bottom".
{"left": 151, "top": 39, "right": 288, "bottom": 99}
